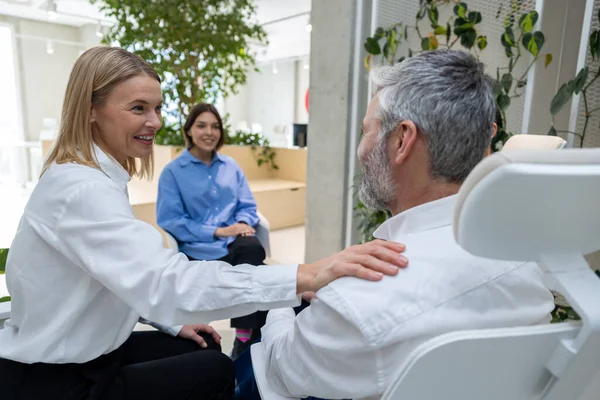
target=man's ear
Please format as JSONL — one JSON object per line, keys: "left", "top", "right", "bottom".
{"left": 392, "top": 120, "right": 418, "bottom": 165}
{"left": 485, "top": 122, "right": 498, "bottom": 156}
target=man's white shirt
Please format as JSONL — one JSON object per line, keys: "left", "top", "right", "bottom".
{"left": 260, "top": 195, "right": 555, "bottom": 399}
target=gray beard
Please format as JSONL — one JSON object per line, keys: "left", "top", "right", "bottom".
{"left": 358, "top": 138, "right": 395, "bottom": 211}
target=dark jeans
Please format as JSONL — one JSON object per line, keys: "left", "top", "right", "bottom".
{"left": 0, "top": 331, "right": 235, "bottom": 399}
{"left": 191, "top": 235, "right": 267, "bottom": 329}
{"left": 234, "top": 301, "right": 329, "bottom": 400}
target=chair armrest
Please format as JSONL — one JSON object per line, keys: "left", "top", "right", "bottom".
{"left": 256, "top": 211, "right": 271, "bottom": 258}
{"left": 0, "top": 301, "right": 10, "bottom": 322}
{"left": 250, "top": 343, "right": 298, "bottom": 400}
{"left": 163, "top": 230, "right": 179, "bottom": 252}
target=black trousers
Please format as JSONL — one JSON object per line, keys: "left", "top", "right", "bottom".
{"left": 191, "top": 236, "right": 267, "bottom": 330}
{"left": 0, "top": 331, "right": 235, "bottom": 400}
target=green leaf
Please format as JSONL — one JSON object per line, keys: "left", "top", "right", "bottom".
{"left": 404, "top": 24, "right": 409, "bottom": 40}
{"left": 522, "top": 31, "right": 545, "bottom": 56}
{"left": 497, "top": 94, "right": 511, "bottom": 111}
{"left": 573, "top": 66, "right": 589, "bottom": 94}
{"left": 389, "top": 28, "right": 398, "bottom": 54}
{"left": 446, "top": 22, "right": 451, "bottom": 43}
{"left": 502, "top": 27, "right": 515, "bottom": 47}
{"left": 428, "top": 5, "right": 439, "bottom": 26}
{"left": 397, "top": 56, "right": 406, "bottom": 63}
{"left": 421, "top": 37, "right": 431, "bottom": 51}
{"left": 453, "top": 2, "right": 468, "bottom": 18}
{"left": 477, "top": 35, "right": 488, "bottom": 50}
{"left": 0, "top": 248, "right": 7, "bottom": 274}
{"left": 460, "top": 29, "right": 477, "bottom": 49}
{"left": 0, "top": 296, "right": 10, "bottom": 303}
{"left": 590, "top": 31, "right": 600, "bottom": 60}
{"left": 548, "top": 126, "right": 558, "bottom": 136}
{"left": 454, "top": 23, "right": 474, "bottom": 36}
{"left": 375, "top": 27, "right": 384, "bottom": 39}
{"left": 545, "top": 53, "right": 553, "bottom": 68}
{"left": 493, "top": 82, "right": 503, "bottom": 97}
{"left": 468, "top": 11, "right": 482, "bottom": 24}
{"left": 501, "top": 73, "right": 513, "bottom": 93}
{"left": 519, "top": 11, "right": 539, "bottom": 33}
{"left": 364, "top": 37, "right": 381, "bottom": 55}
{"left": 382, "top": 42, "right": 389, "bottom": 59}
{"left": 434, "top": 25, "right": 447, "bottom": 35}
{"left": 408, "top": 48, "right": 413, "bottom": 58}
{"left": 416, "top": 6, "right": 427, "bottom": 20}
{"left": 550, "top": 82, "right": 575, "bottom": 115}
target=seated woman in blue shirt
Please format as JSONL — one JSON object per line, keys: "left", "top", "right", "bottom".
{"left": 157, "top": 103, "right": 266, "bottom": 359}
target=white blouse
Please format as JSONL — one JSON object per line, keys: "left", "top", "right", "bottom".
{"left": 0, "top": 145, "right": 299, "bottom": 364}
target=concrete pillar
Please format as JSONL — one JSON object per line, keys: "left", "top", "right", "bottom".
{"left": 304, "top": 0, "right": 372, "bottom": 262}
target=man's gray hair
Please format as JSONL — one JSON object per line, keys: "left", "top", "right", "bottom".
{"left": 370, "top": 49, "right": 496, "bottom": 183}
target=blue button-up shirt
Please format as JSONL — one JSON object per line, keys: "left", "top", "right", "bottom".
{"left": 157, "top": 149, "right": 260, "bottom": 260}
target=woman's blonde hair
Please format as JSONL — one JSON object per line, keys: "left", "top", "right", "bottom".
{"left": 42, "top": 46, "right": 160, "bottom": 179}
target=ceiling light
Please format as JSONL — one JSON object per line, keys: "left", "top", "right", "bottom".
{"left": 305, "top": 15, "right": 312, "bottom": 32}
{"left": 272, "top": 62, "right": 278, "bottom": 74}
{"left": 96, "top": 21, "right": 103, "bottom": 38}
{"left": 47, "top": 0, "right": 57, "bottom": 20}
{"left": 46, "top": 40, "right": 54, "bottom": 54}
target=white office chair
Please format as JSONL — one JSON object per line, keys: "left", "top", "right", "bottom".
{"left": 502, "top": 134, "right": 567, "bottom": 151}
{"left": 383, "top": 149, "right": 600, "bottom": 400}
{"left": 163, "top": 211, "right": 272, "bottom": 259}
{"left": 0, "top": 302, "right": 9, "bottom": 329}
{"left": 251, "top": 149, "right": 600, "bottom": 400}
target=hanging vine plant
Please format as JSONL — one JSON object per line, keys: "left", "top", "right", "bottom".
{"left": 357, "top": 0, "right": 552, "bottom": 244}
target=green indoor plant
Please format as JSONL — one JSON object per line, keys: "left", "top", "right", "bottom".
{"left": 226, "top": 130, "right": 279, "bottom": 170}
{"left": 92, "top": 0, "right": 266, "bottom": 137}
{"left": 357, "top": 0, "right": 551, "bottom": 244}
{"left": 548, "top": 8, "right": 600, "bottom": 148}
{"left": 0, "top": 248, "right": 9, "bottom": 303}
{"left": 364, "top": 0, "right": 551, "bottom": 151}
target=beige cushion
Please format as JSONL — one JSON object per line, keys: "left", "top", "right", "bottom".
{"left": 502, "top": 134, "right": 566, "bottom": 151}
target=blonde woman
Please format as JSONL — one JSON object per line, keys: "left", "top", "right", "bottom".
{"left": 0, "top": 46, "right": 408, "bottom": 399}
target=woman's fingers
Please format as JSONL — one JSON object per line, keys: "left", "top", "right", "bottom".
{"left": 352, "top": 241, "right": 408, "bottom": 269}
{"left": 296, "top": 240, "right": 408, "bottom": 293}
{"left": 195, "top": 324, "right": 221, "bottom": 345}
{"left": 345, "top": 254, "right": 396, "bottom": 278}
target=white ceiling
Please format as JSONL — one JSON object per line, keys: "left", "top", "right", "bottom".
{"left": 0, "top": 0, "right": 312, "bottom": 62}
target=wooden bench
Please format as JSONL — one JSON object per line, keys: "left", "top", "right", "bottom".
{"left": 248, "top": 179, "right": 306, "bottom": 230}
{"left": 125, "top": 144, "right": 307, "bottom": 242}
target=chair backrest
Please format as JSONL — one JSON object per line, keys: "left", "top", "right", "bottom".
{"left": 454, "top": 149, "right": 600, "bottom": 260}
{"left": 383, "top": 323, "right": 581, "bottom": 400}
{"left": 502, "top": 134, "right": 566, "bottom": 151}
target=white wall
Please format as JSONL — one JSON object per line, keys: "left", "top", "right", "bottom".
{"left": 294, "top": 60, "right": 310, "bottom": 124}
{"left": 0, "top": 17, "right": 83, "bottom": 142}
{"left": 223, "top": 58, "right": 310, "bottom": 147}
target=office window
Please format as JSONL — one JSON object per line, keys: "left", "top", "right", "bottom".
{"left": 0, "top": 24, "right": 24, "bottom": 184}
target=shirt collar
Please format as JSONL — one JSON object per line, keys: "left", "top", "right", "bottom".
{"left": 92, "top": 143, "right": 131, "bottom": 190}
{"left": 373, "top": 195, "right": 456, "bottom": 240}
{"left": 179, "top": 148, "right": 225, "bottom": 166}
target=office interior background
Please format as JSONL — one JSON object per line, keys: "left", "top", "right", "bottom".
{"left": 1, "top": 0, "right": 600, "bottom": 375}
